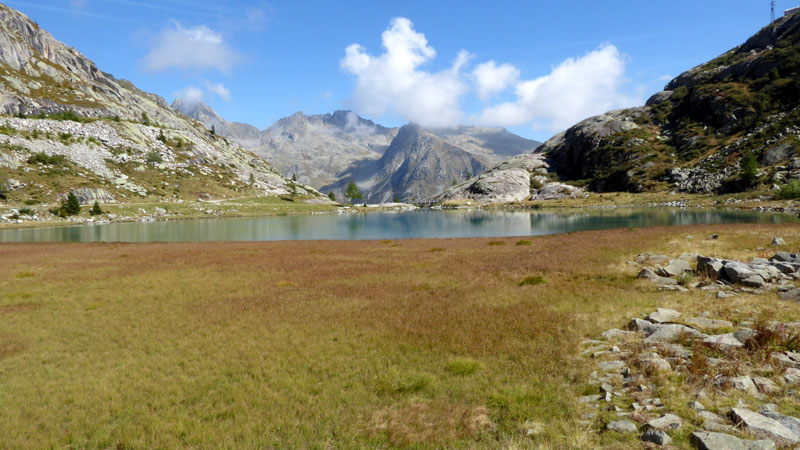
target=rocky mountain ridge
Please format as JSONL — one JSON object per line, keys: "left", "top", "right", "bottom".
{"left": 533, "top": 11, "right": 800, "bottom": 195}
{"left": 0, "top": 3, "right": 318, "bottom": 206}
{"left": 175, "top": 101, "right": 540, "bottom": 203}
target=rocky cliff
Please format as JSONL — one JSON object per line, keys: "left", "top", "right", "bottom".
{"left": 0, "top": 3, "right": 317, "bottom": 206}
{"left": 176, "top": 102, "right": 541, "bottom": 203}
{"left": 534, "top": 11, "right": 800, "bottom": 195}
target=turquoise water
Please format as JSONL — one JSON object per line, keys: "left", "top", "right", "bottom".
{"left": 0, "top": 208, "right": 796, "bottom": 243}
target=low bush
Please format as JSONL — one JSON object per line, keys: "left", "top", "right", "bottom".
{"left": 775, "top": 179, "right": 800, "bottom": 199}
{"left": 27, "top": 153, "right": 66, "bottom": 166}
{"left": 519, "top": 276, "right": 545, "bottom": 286}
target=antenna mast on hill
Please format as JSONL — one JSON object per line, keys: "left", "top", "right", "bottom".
{"left": 771, "top": 0, "right": 776, "bottom": 23}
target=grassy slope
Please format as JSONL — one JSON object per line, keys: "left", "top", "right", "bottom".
{"left": 1, "top": 225, "right": 800, "bottom": 448}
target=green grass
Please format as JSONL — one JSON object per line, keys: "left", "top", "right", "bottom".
{"left": 518, "top": 276, "right": 545, "bottom": 286}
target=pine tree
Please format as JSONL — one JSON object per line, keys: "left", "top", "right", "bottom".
{"left": 65, "top": 192, "right": 80, "bottom": 216}
{"left": 90, "top": 201, "right": 103, "bottom": 216}
{"left": 211, "top": 125, "right": 216, "bottom": 135}
{"left": 345, "top": 181, "right": 363, "bottom": 204}
{"left": 328, "top": 191, "right": 336, "bottom": 201}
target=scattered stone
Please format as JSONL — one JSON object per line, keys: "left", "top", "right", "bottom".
{"left": 778, "top": 289, "right": 800, "bottom": 302}
{"left": 647, "top": 413, "right": 682, "bottom": 431}
{"left": 601, "top": 328, "right": 635, "bottom": 340}
{"left": 717, "top": 291, "right": 735, "bottom": 299}
{"left": 606, "top": 419, "right": 638, "bottom": 433}
{"left": 597, "top": 360, "right": 626, "bottom": 373}
{"left": 642, "top": 429, "right": 672, "bottom": 446}
{"left": 689, "top": 401, "right": 706, "bottom": 411}
{"left": 657, "top": 259, "right": 692, "bottom": 278}
{"left": 772, "top": 237, "right": 787, "bottom": 246}
{"left": 153, "top": 207, "right": 167, "bottom": 216}
{"left": 577, "top": 395, "right": 602, "bottom": 403}
{"left": 753, "top": 377, "right": 781, "bottom": 395}
{"left": 636, "top": 254, "right": 672, "bottom": 266}
{"left": 784, "top": 367, "right": 800, "bottom": 384}
{"left": 628, "top": 318, "right": 657, "bottom": 333}
{"left": 638, "top": 355, "right": 672, "bottom": 373}
{"left": 730, "top": 408, "right": 800, "bottom": 447}
{"left": 644, "top": 324, "right": 705, "bottom": 343}
{"left": 703, "top": 333, "right": 745, "bottom": 349}
{"left": 771, "top": 352, "right": 800, "bottom": 368}
{"left": 648, "top": 308, "right": 682, "bottom": 323}
{"left": 733, "top": 329, "right": 758, "bottom": 344}
{"left": 708, "top": 234, "right": 720, "bottom": 240}
{"left": 690, "top": 431, "right": 776, "bottom": 450}
{"left": 730, "top": 377, "right": 758, "bottom": 395}
{"left": 761, "top": 412, "right": 800, "bottom": 439}
{"left": 699, "top": 411, "right": 725, "bottom": 423}
{"left": 638, "top": 268, "right": 678, "bottom": 286}
{"left": 686, "top": 317, "right": 734, "bottom": 329}
{"left": 759, "top": 404, "right": 778, "bottom": 414}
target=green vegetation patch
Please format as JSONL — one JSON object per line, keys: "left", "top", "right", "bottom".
{"left": 519, "top": 276, "right": 546, "bottom": 286}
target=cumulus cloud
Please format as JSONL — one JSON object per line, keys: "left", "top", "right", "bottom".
{"left": 204, "top": 82, "right": 231, "bottom": 101}
{"left": 143, "top": 22, "right": 242, "bottom": 74}
{"left": 472, "top": 61, "right": 520, "bottom": 102}
{"left": 342, "top": 19, "right": 642, "bottom": 133}
{"left": 341, "top": 17, "right": 469, "bottom": 128}
{"left": 476, "top": 44, "right": 641, "bottom": 132}
{"left": 174, "top": 86, "right": 204, "bottom": 106}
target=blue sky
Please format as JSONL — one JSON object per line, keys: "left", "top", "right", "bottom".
{"left": 5, "top": 0, "right": 794, "bottom": 141}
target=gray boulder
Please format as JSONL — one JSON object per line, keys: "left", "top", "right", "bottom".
{"left": 730, "top": 376, "right": 758, "bottom": 394}
{"left": 657, "top": 259, "right": 692, "bottom": 278}
{"left": 730, "top": 408, "right": 800, "bottom": 447}
{"left": 607, "top": 419, "right": 638, "bottom": 433}
{"left": 772, "top": 237, "right": 787, "bottom": 246}
{"left": 638, "top": 268, "right": 678, "bottom": 286}
{"left": 690, "top": 431, "right": 776, "bottom": 450}
{"left": 697, "top": 256, "right": 726, "bottom": 278}
{"left": 648, "top": 308, "right": 682, "bottom": 323}
{"left": 644, "top": 324, "right": 705, "bottom": 343}
{"left": 647, "top": 413, "right": 682, "bottom": 431}
{"left": 779, "top": 289, "right": 800, "bottom": 301}
{"left": 67, "top": 188, "right": 116, "bottom": 205}
{"left": 703, "top": 333, "right": 745, "bottom": 349}
{"left": 642, "top": 429, "right": 672, "bottom": 446}
{"left": 761, "top": 412, "right": 800, "bottom": 438}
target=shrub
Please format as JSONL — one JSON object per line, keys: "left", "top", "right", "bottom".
{"left": 516, "top": 240, "right": 532, "bottom": 246}
{"left": 145, "top": 151, "right": 163, "bottom": 164}
{"left": 739, "top": 152, "right": 759, "bottom": 187}
{"left": 141, "top": 112, "right": 151, "bottom": 126}
{"left": 27, "top": 152, "right": 66, "bottom": 166}
{"left": 51, "top": 192, "right": 81, "bottom": 217}
{"left": 328, "top": 191, "right": 336, "bottom": 201}
{"left": 775, "top": 179, "right": 800, "bottom": 199}
{"left": 18, "top": 207, "right": 34, "bottom": 216}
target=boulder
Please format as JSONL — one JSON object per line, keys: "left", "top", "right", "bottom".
{"left": 656, "top": 259, "right": 692, "bottom": 278}
{"left": 644, "top": 324, "right": 705, "bottom": 343}
{"left": 730, "top": 408, "right": 800, "bottom": 447}
{"left": 784, "top": 367, "right": 800, "bottom": 384}
{"left": 761, "top": 412, "right": 800, "bottom": 439}
{"left": 697, "top": 256, "right": 725, "bottom": 278}
{"left": 703, "top": 333, "right": 745, "bottom": 349}
{"left": 628, "top": 318, "right": 658, "bottom": 334}
{"left": 686, "top": 317, "right": 733, "bottom": 329}
{"left": 730, "top": 376, "right": 758, "bottom": 395}
{"left": 724, "top": 262, "right": 762, "bottom": 284}
{"left": 752, "top": 377, "right": 781, "bottom": 394}
{"left": 642, "top": 429, "right": 671, "bottom": 446}
{"left": 67, "top": 188, "right": 116, "bottom": 205}
{"left": 639, "top": 355, "right": 672, "bottom": 373}
{"left": 690, "top": 431, "right": 776, "bottom": 450}
{"left": 607, "top": 419, "right": 638, "bottom": 433}
{"left": 647, "top": 413, "right": 682, "bottom": 431}
{"left": 772, "top": 237, "right": 787, "bottom": 246}
{"left": 638, "top": 268, "right": 678, "bottom": 286}
{"left": 778, "top": 289, "right": 800, "bottom": 301}
{"left": 648, "top": 308, "right": 682, "bottom": 323}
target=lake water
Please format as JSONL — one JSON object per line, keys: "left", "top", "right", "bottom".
{"left": 0, "top": 208, "right": 797, "bottom": 243}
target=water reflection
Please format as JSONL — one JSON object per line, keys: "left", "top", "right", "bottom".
{"left": 0, "top": 208, "right": 796, "bottom": 243}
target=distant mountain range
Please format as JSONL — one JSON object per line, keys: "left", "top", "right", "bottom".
{"left": 174, "top": 101, "right": 540, "bottom": 203}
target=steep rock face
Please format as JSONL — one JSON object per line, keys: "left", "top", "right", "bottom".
{"left": 534, "top": 11, "right": 800, "bottom": 194}
{"left": 177, "top": 102, "right": 540, "bottom": 202}
{"left": 0, "top": 4, "right": 315, "bottom": 205}
{"left": 435, "top": 153, "right": 584, "bottom": 204}
{"left": 323, "top": 124, "right": 486, "bottom": 203}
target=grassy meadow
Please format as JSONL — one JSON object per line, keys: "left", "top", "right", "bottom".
{"left": 2, "top": 223, "right": 800, "bottom": 448}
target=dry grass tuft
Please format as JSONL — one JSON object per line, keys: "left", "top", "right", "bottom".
{"left": 368, "top": 401, "right": 494, "bottom": 446}
{"left": 0, "top": 334, "right": 26, "bottom": 359}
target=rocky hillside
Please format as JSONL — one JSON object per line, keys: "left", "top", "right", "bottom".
{"left": 176, "top": 102, "right": 540, "bottom": 203}
{"left": 0, "top": 3, "right": 317, "bottom": 206}
{"left": 435, "top": 152, "right": 584, "bottom": 204}
{"left": 535, "top": 11, "right": 800, "bottom": 195}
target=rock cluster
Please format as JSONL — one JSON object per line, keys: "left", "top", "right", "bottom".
{"left": 635, "top": 246, "right": 800, "bottom": 295}
{"left": 583, "top": 306, "right": 800, "bottom": 448}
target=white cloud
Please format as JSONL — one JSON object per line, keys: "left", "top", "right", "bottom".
{"left": 341, "top": 19, "right": 642, "bottom": 134}
{"left": 477, "top": 44, "right": 641, "bottom": 132}
{"left": 204, "top": 82, "right": 231, "bottom": 101}
{"left": 472, "top": 61, "right": 519, "bottom": 102}
{"left": 143, "top": 22, "right": 242, "bottom": 74}
{"left": 174, "top": 86, "right": 204, "bottom": 106}
{"left": 341, "top": 17, "right": 469, "bottom": 128}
